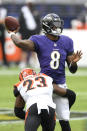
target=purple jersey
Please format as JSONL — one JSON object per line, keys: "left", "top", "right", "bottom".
{"left": 29, "top": 35, "right": 74, "bottom": 84}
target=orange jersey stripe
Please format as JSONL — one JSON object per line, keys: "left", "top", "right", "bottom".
{"left": 25, "top": 109, "right": 29, "bottom": 123}
{"left": 14, "top": 81, "right": 22, "bottom": 88}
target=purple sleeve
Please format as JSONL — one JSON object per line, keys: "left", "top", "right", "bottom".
{"left": 67, "top": 38, "right": 74, "bottom": 55}
{"left": 29, "top": 36, "right": 39, "bottom": 52}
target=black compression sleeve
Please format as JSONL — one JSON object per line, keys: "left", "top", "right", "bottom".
{"left": 63, "top": 89, "right": 76, "bottom": 109}
{"left": 13, "top": 87, "right": 20, "bottom": 97}
{"left": 69, "top": 63, "right": 78, "bottom": 73}
{"left": 14, "top": 107, "right": 25, "bottom": 120}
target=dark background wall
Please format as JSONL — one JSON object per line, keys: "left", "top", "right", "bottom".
{"left": 3, "top": 4, "right": 85, "bottom": 28}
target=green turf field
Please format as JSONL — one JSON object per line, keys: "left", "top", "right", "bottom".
{"left": 0, "top": 67, "right": 87, "bottom": 131}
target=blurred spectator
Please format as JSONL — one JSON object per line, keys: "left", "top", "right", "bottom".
{"left": 71, "top": 3, "right": 87, "bottom": 29}
{"left": 0, "top": 3, "right": 8, "bottom": 67}
{"left": 18, "top": 0, "right": 41, "bottom": 68}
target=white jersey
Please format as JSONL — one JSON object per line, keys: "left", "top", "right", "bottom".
{"left": 14, "top": 73, "right": 56, "bottom": 114}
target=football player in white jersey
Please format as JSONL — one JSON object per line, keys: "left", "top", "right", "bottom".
{"left": 14, "top": 68, "right": 56, "bottom": 131}
{"left": 14, "top": 68, "right": 72, "bottom": 131}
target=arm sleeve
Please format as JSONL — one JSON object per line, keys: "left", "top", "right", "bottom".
{"left": 29, "top": 35, "right": 39, "bottom": 52}
{"left": 67, "top": 38, "right": 74, "bottom": 56}
{"left": 68, "top": 63, "right": 78, "bottom": 73}
{"left": 13, "top": 88, "right": 19, "bottom": 97}
{"left": 13, "top": 81, "right": 22, "bottom": 97}
{"left": 66, "top": 38, "right": 78, "bottom": 73}
{"left": 14, "top": 107, "right": 25, "bottom": 120}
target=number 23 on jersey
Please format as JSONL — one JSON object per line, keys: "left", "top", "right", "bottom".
{"left": 23, "top": 76, "right": 48, "bottom": 91}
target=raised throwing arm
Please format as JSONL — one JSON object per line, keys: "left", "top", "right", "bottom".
{"left": 11, "top": 33, "right": 35, "bottom": 51}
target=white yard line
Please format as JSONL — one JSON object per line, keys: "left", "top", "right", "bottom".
{"left": 0, "top": 121, "right": 23, "bottom": 125}
{"left": 70, "top": 117, "right": 87, "bottom": 121}
{"left": 0, "top": 70, "right": 87, "bottom": 76}
{"left": 0, "top": 117, "right": 87, "bottom": 125}
{"left": 0, "top": 109, "right": 87, "bottom": 125}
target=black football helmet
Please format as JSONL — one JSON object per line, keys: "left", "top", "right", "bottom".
{"left": 41, "top": 13, "right": 64, "bottom": 36}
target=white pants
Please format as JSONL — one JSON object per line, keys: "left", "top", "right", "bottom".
{"left": 53, "top": 83, "right": 70, "bottom": 121}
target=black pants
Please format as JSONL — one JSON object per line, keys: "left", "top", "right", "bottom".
{"left": 25, "top": 103, "right": 56, "bottom": 131}
{"left": 0, "top": 25, "right": 8, "bottom": 66}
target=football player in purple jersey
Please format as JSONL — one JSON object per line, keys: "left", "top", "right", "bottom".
{"left": 8, "top": 13, "right": 82, "bottom": 131}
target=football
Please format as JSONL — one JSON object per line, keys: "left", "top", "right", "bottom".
{"left": 5, "top": 16, "right": 20, "bottom": 31}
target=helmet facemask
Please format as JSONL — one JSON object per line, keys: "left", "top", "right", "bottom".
{"left": 50, "top": 20, "right": 64, "bottom": 36}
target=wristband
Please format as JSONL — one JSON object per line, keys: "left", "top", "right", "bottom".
{"left": 9, "top": 32, "right": 15, "bottom": 37}
{"left": 69, "top": 61, "right": 77, "bottom": 68}
{"left": 69, "top": 62, "right": 72, "bottom": 68}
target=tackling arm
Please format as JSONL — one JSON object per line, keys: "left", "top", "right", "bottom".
{"left": 53, "top": 83, "right": 66, "bottom": 96}
{"left": 53, "top": 84, "right": 76, "bottom": 109}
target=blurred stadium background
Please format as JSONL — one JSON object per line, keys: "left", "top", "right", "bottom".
{"left": 0, "top": 0, "right": 87, "bottom": 131}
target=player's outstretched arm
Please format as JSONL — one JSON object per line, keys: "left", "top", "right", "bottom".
{"left": 53, "top": 84, "right": 76, "bottom": 109}
{"left": 5, "top": 17, "right": 35, "bottom": 51}
{"left": 8, "top": 31, "right": 35, "bottom": 51}
{"left": 53, "top": 84, "right": 66, "bottom": 96}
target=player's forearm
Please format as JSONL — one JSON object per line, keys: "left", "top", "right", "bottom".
{"left": 63, "top": 89, "right": 76, "bottom": 109}
{"left": 67, "top": 59, "right": 78, "bottom": 73}
{"left": 11, "top": 34, "right": 35, "bottom": 51}
{"left": 53, "top": 84, "right": 76, "bottom": 107}
{"left": 14, "top": 95, "right": 25, "bottom": 119}
{"left": 11, "top": 34, "right": 22, "bottom": 47}
{"left": 53, "top": 84, "right": 66, "bottom": 96}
